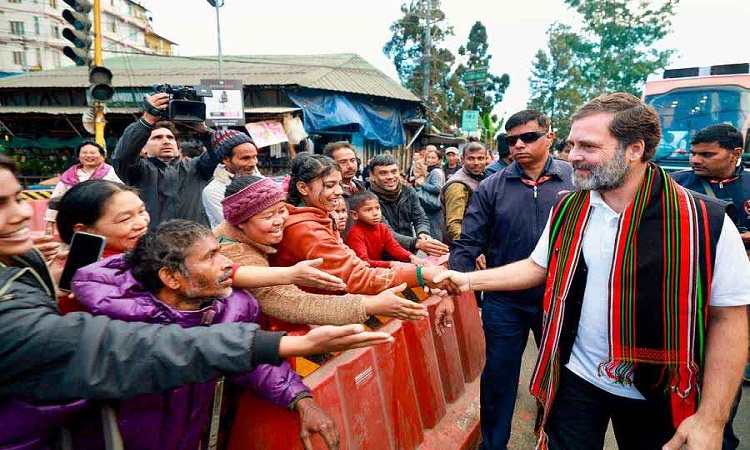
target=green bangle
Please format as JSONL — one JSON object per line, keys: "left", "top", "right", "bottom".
{"left": 416, "top": 266, "right": 425, "bottom": 287}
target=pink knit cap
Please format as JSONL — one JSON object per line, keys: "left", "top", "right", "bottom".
{"left": 222, "top": 178, "right": 286, "bottom": 226}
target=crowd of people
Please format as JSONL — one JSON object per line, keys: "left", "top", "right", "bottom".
{"left": 1, "top": 90, "right": 749, "bottom": 450}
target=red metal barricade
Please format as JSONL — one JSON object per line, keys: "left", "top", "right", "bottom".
{"left": 228, "top": 292, "right": 485, "bottom": 450}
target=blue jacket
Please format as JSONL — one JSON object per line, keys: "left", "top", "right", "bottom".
{"left": 449, "top": 157, "right": 573, "bottom": 307}
{"left": 671, "top": 165, "right": 750, "bottom": 235}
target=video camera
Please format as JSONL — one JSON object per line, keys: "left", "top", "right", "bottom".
{"left": 149, "top": 83, "right": 212, "bottom": 123}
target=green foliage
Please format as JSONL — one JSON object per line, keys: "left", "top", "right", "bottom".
{"left": 384, "top": 4, "right": 509, "bottom": 129}
{"left": 528, "top": 0, "right": 677, "bottom": 139}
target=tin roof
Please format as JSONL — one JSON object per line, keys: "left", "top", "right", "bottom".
{"left": 0, "top": 53, "right": 420, "bottom": 103}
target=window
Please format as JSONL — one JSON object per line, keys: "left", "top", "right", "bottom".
{"left": 35, "top": 48, "right": 41, "bottom": 66}
{"left": 10, "top": 21, "right": 25, "bottom": 36}
{"left": 53, "top": 50, "right": 61, "bottom": 67}
{"left": 108, "top": 20, "right": 116, "bottom": 33}
{"left": 49, "top": 0, "right": 57, "bottom": 7}
{"left": 51, "top": 24, "right": 59, "bottom": 39}
{"left": 8, "top": 0, "right": 22, "bottom": 4}
{"left": 12, "top": 51, "right": 26, "bottom": 66}
{"left": 34, "top": 17, "right": 40, "bottom": 35}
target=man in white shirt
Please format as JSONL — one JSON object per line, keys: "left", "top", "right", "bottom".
{"left": 433, "top": 93, "right": 750, "bottom": 450}
{"left": 202, "top": 129, "right": 262, "bottom": 228}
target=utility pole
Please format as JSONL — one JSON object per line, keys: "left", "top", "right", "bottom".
{"left": 421, "top": 0, "right": 431, "bottom": 106}
{"left": 93, "top": 0, "right": 105, "bottom": 147}
{"left": 213, "top": 1, "right": 224, "bottom": 79}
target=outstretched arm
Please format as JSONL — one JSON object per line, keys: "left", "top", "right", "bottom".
{"left": 233, "top": 259, "right": 346, "bottom": 292}
{"left": 432, "top": 257, "right": 547, "bottom": 293}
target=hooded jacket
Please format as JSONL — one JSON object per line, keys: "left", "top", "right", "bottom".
{"left": 272, "top": 204, "right": 419, "bottom": 295}
{"left": 70, "top": 255, "right": 309, "bottom": 450}
{"left": 0, "top": 250, "right": 284, "bottom": 450}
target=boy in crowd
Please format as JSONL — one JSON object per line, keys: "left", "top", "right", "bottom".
{"left": 345, "top": 191, "right": 426, "bottom": 268}
{"left": 331, "top": 199, "right": 349, "bottom": 241}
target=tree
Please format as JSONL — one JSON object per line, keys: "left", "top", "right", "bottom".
{"left": 528, "top": 23, "right": 588, "bottom": 139}
{"left": 384, "top": 6, "right": 508, "bottom": 130}
{"left": 456, "top": 21, "right": 510, "bottom": 120}
{"left": 528, "top": 0, "right": 677, "bottom": 138}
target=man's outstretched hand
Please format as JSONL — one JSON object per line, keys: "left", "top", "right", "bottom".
{"left": 279, "top": 324, "right": 393, "bottom": 357}
{"left": 363, "top": 283, "right": 428, "bottom": 321}
{"left": 288, "top": 258, "right": 347, "bottom": 292}
{"left": 415, "top": 235, "right": 449, "bottom": 256}
{"left": 421, "top": 265, "right": 461, "bottom": 296}
{"left": 431, "top": 269, "right": 472, "bottom": 293}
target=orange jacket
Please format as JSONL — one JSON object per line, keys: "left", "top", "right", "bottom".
{"left": 272, "top": 205, "right": 419, "bottom": 295}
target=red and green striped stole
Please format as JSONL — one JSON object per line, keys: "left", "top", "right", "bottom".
{"left": 531, "top": 164, "right": 714, "bottom": 448}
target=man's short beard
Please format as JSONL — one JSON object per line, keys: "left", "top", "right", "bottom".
{"left": 572, "top": 146, "right": 630, "bottom": 191}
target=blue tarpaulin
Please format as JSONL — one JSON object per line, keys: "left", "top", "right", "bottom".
{"left": 287, "top": 89, "right": 413, "bottom": 148}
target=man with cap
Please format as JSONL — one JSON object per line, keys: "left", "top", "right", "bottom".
{"left": 485, "top": 133, "right": 512, "bottom": 177}
{"left": 443, "top": 146, "right": 462, "bottom": 178}
{"left": 202, "top": 129, "right": 261, "bottom": 228}
{"left": 112, "top": 92, "right": 220, "bottom": 228}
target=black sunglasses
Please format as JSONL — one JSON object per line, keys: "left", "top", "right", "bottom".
{"left": 506, "top": 131, "right": 548, "bottom": 146}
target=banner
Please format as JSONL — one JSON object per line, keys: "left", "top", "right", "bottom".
{"left": 245, "top": 120, "right": 289, "bottom": 148}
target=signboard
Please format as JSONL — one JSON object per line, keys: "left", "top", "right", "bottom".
{"left": 245, "top": 120, "right": 289, "bottom": 148}
{"left": 201, "top": 79, "right": 245, "bottom": 127}
{"left": 461, "top": 110, "right": 479, "bottom": 132}
{"left": 462, "top": 66, "right": 488, "bottom": 87}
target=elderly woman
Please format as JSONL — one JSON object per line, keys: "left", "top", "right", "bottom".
{"left": 272, "top": 154, "right": 450, "bottom": 295}
{"left": 45, "top": 141, "right": 122, "bottom": 231}
{"left": 215, "top": 175, "right": 428, "bottom": 324}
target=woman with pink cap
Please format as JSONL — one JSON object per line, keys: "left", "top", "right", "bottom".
{"left": 216, "top": 174, "right": 429, "bottom": 324}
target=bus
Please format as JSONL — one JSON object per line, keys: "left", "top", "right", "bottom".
{"left": 642, "top": 62, "right": 750, "bottom": 171}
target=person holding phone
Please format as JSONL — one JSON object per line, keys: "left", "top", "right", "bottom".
{"left": 0, "top": 155, "right": 392, "bottom": 450}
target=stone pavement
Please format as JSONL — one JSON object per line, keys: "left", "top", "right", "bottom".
{"left": 506, "top": 335, "right": 750, "bottom": 449}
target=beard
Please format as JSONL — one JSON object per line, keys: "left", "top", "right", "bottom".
{"left": 572, "top": 147, "right": 630, "bottom": 191}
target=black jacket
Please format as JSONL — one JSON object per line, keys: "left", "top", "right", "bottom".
{"left": 0, "top": 249, "right": 283, "bottom": 402}
{"left": 375, "top": 185, "right": 431, "bottom": 252}
{"left": 449, "top": 157, "right": 573, "bottom": 307}
{"left": 112, "top": 119, "right": 220, "bottom": 228}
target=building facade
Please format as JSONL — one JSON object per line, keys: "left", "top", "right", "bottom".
{"left": 0, "top": 0, "right": 175, "bottom": 76}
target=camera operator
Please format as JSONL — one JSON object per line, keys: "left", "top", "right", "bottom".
{"left": 112, "top": 92, "right": 220, "bottom": 228}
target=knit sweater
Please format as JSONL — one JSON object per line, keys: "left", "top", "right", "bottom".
{"left": 214, "top": 221, "right": 368, "bottom": 325}
{"left": 345, "top": 221, "right": 413, "bottom": 268}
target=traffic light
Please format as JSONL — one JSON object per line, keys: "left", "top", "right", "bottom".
{"left": 62, "top": 0, "right": 93, "bottom": 66}
{"left": 89, "top": 66, "right": 114, "bottom": 103}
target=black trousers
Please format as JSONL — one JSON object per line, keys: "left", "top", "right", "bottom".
{"left": 545, "top": 368, "right": 676, "bottom": 450}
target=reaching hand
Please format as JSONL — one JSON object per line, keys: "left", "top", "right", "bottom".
{"left": 661, "top": 413, "right": 722, "bottom": 450}
{"left": 431, "top": 269, "right": 472, "bottom": 293}
{"left": 415, "top": 235, "right": 449, "bottom": 257}
{"left": 434, "top": 296, "right": 455, "bottom": 336}
{"left": 363, "top": 283, "right": 428, "bottom": 321}
{"left": 289, "top": 258, "right": 347, "bottom": 292}
{"left": 279, "top": 324, "right": 394, "bottom": 357}
{"left": 33, "top": 234, "right": 60, "bottom": 263}
{"left": 421, "top": 265, "right": 461, "bottom": 296}
{"left": 297, "top": 398, "right": 340, "bottom": 450}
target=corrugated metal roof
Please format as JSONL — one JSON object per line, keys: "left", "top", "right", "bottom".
{"left": 0, "top": 54, "right": 420, "bottom": 103}
{"left": 0, "top": 105, "right": 139, "bottom": 114}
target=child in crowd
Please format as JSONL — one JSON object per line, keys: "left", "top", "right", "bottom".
{"left": 345, "top": 191, "right": 426, "bottom": 268}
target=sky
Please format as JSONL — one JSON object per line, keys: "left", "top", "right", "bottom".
{"left": 144, "top": 0, "right": 749, "bottom": 124}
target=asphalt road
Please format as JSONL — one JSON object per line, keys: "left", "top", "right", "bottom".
{"left": 508, "top": 335, "right": 750, "bottom": 449}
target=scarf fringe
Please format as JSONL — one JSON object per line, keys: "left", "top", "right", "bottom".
{"left": 597, "top": 360, "right": 635, "bottom": 386}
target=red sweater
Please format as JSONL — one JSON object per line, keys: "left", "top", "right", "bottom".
{"left": 345, "top": 221, "right": 413, "bottom": 268}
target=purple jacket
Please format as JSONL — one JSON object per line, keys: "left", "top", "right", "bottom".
{"left": 69, "top": 255, "right": 309, "bottom": 450}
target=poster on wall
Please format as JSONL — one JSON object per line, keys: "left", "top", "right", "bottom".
{"left": 201, "top": 79, "right": 245, "bottom": 127}
{"left": 246, "top": 120, "right": 289, "bottom": 148}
